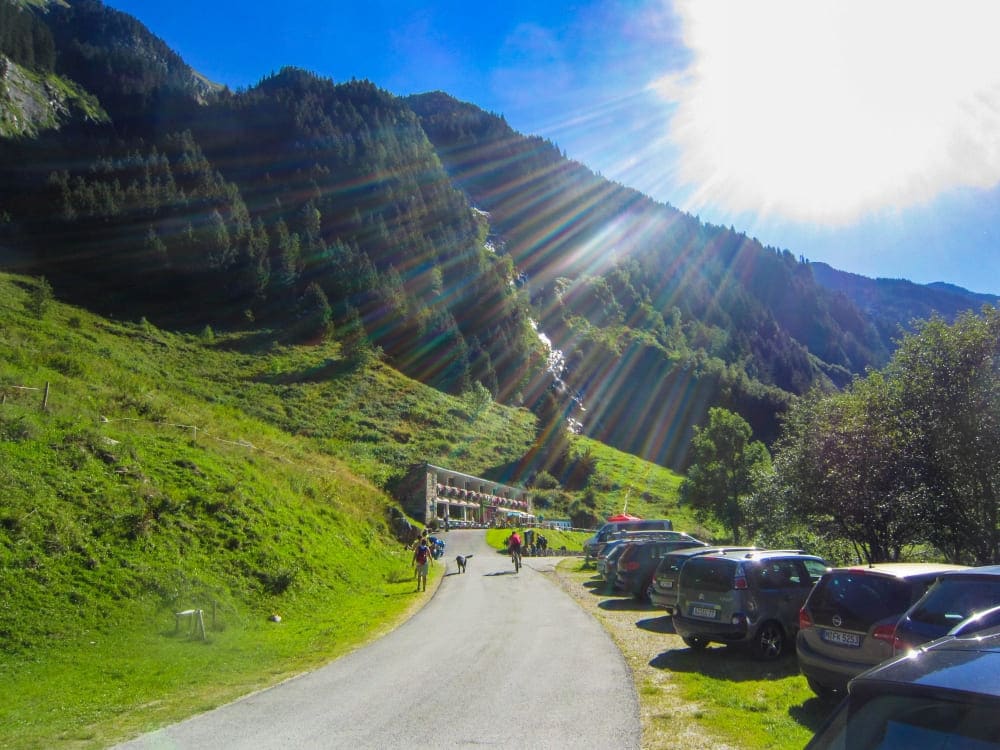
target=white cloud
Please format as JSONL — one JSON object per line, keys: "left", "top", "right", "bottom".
{"left": 654, "top": 0, "right": 1000, "bottom": 224}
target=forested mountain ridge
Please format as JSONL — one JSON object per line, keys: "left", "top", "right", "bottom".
{"left": 810, "top": 261, "right": 1000, "bottom": 343}
{"left": 0, "top": 0, "right": 991, "bottom": 469}
{"left": 0, "top": 0, "right": 546, "bottom": 412}
{"left": 406, "top": 92, "right": 890, "bottom": 462}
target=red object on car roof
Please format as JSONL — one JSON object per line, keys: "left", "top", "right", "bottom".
{"left": 607, "top": 513, "right": 642, "bottom": 522}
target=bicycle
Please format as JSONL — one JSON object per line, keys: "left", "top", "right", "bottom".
{"left": 510, "top": 546, "right": 522, "bottom": 573}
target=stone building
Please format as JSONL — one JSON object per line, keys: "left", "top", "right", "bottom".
{"left": 397, "top": 462, "right": 533, "bottom": 527}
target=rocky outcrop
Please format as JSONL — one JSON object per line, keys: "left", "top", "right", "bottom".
{"left": 0, "top": 54, "right": 106, "bottom": 137}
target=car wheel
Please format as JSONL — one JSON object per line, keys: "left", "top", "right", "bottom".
{"left": 682, "top": 635, "right": 708, "bottom": 651}
{"left": 754, "top": 621, "right": 785, "bottom": 660}
{"left": 633, "top": 581, "right": 652, "bottom": 601}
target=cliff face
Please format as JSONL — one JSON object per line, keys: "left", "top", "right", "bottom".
{"left": 0, "top": 54, "right": 106, "bottom": 137}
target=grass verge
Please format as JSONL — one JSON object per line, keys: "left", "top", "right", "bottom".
{"left": 550, "top": 559, "right": 834, "bottom": 749}
{"left": 0, "top": 271, "right": 691, "bottom": 747}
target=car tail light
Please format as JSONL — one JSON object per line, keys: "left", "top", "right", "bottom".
{"left": 625, "top": 561, "right": 640, "bottom": 572}
{"left": 734, "top": 563, "right": 748, "bottom": 590}
{"left": 731, "top": 613, "right": 748, "bottom": 626}
{"left": 799, "top": 607, "right": 813, "bottom": 630}
{"left": 872, "top": 623, "right": 896, "bottom": 644}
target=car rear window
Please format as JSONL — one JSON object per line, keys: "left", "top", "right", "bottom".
{"left": 605, "top": 545, "right": 628, "bottom": 562}
{"left": 661, "top": 554, "right": 687, "bottom": 574}
{"left": 618, "top": 544, "right": 643, "bottom": 562}
{"left": 679, "top": 557, "right": 734, "bottom": 593}
{"left": 809, "top": 572, "right": 914, "bottom": 629}
{"left": 909, "top": 578, "right": 1000, "bottom": 628}
{"left": 814, "top": 692, "right": 1000, "bottom": 749}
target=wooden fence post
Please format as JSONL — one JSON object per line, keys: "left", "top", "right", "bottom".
{"left": 42, "top": 382, "right": 50, "bottom": 410}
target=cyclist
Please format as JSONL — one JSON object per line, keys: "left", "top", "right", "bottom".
{"left": 507, "top": 530, "right": 523, "bottom": 571}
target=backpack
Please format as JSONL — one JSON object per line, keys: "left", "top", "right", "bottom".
{"left": 415, "top": 545, "right": 428, "bottom": 564}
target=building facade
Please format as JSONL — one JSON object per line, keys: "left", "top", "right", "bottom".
{"left": 398, "top": 462, "right": 533, "bottom": 527}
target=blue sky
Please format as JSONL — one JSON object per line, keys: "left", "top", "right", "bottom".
{"left": 104, "top": 0, "right": 1000, "bottom": 294}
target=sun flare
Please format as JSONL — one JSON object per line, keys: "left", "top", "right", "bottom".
{"left": 652, "top": 0, "right": 1000, "bottom": 225}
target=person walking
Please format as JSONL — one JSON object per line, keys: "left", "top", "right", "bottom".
{"left": 413, "top": 536, "right": 433, "bottom": 591}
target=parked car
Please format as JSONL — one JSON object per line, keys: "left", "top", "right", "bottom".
{"left": 583, "top": 519, "right": 674, "bottom": 560}
{"left": 805, "top": 625, "right": 1000, "bottom": 749}
{"left": 649, "top": 546, "right": 758, "bottom": 614}
{"left": 796, "top": 562, "right": 967, "bottom": 698}
{"left": 892, "top": 565, "right": 1000, "bottom": 654}
{"left": 672, "top": 549, "right": 828, "bottom": 659}
{"left": 599, "top": 537, "right": 679, "bottom": 588}
{"left": 949, "top": 603, "right": 1000, "bottom": 637}
{"left": 613, "top": 535, "right": 707, "bottom": 599}
{"left": 596, "top": 541, "right": 632, "bottom": 583}
{"left": 590, "top": 529, "right": 692, "bottom": 562}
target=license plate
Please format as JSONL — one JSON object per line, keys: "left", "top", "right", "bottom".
{"left": 664, "top": 581, "right": 673, "bottom": 588}
{"left": 821, "top": 629, "right": 861, "bottom": 648}
{"left": 691, "top": 605, "right": 718, "bottom": 619}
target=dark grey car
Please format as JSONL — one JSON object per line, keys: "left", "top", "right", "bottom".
{"left": 596, "top": 541, "right": 630, "bottom": 583}
{"left": 649, "top": 546, "right": 757, "bottom": 614}
{"left": 672, "top": 549, "right": 828, "bottom": 659}
{"left": 892, "top": 565, "right": 1000, "bottom": 654}
{"left": 806, "top": 625, "right": 1000, "bottom": 749}
{"left": 613, "top": 536, "right": 706, "bottom": 599}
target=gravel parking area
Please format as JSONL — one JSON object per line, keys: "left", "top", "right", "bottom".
{"left": 547, "top": 560, "right": 741, "bottom": 750}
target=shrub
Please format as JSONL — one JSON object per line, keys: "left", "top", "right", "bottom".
{"left": 532, "top": 471, "right": 560, "bottom": 490}
{"left": 27, "top": 277, "right": 52, "bottom": 318}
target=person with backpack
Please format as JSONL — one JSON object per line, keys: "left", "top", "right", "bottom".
{"left": 412, "top": 536, "right": 433, "bottom": 591}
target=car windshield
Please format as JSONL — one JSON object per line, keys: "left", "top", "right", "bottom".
{"left": 910, "top": 578, "right": 1000, "bottom": 628}
{"left": 808, "top": 692, "right": 1000, "bottom": 750}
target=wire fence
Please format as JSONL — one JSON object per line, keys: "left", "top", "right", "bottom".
{"left": 1, "top": 382, "right": 47, "bottom": 407}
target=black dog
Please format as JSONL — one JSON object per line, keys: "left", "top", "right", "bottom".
{"left": 456, "top": 554, "right": 474, "bottom": 573}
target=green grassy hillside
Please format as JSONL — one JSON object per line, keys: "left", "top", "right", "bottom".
{"left": 0, "top": 272, "right": 689, "bottom": 747}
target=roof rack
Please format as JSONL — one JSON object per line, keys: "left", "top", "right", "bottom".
{"left": 609, "top": 529, "right": 691, "bottom": 539}
{"left": 741, "top": 549, "right": 807, "bottom": 558}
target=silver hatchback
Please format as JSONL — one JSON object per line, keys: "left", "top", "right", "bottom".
{"left": 796, "top": 562, "right": 967, "bottom": 699}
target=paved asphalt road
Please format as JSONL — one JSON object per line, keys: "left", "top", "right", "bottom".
{"left": 117, "top": 529, "right": 640, "bottom": 749}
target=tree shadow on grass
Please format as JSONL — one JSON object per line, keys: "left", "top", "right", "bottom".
{"left": 252, "top": 357, "right": 355, "bottom": 384}
{"left": 583, "top": 579, "right": 618, "bottom": 597}
{"left": 790, "top": 696, "right": 840, "bottom": 735}
{"left": 598, "top": 597, "right": 657, "bottom": 613}
{"left": 650, "top": 642, "right": 840, "bottom": 736}
{"left": 650, "top": 645, "right": 800, "bottom": 683}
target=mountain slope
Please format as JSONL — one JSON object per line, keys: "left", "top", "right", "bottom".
{"left": 1, "top": 1, "right": 995, "bottom": 470}
{"left": 0, "top": 268, "right": 699, "bottom": 746}
{"left": 407, "top": 92, "right": 892, "bottom": 462}
{"left": 811, "top": 261, "right": 1000, "bottom": 342}
{"left": 1, "top": 0, "right": 546, "bottom": 404}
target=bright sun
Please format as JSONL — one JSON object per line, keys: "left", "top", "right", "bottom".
{"left": 651, "top": 0, "right": 1000, "bottom": 225}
